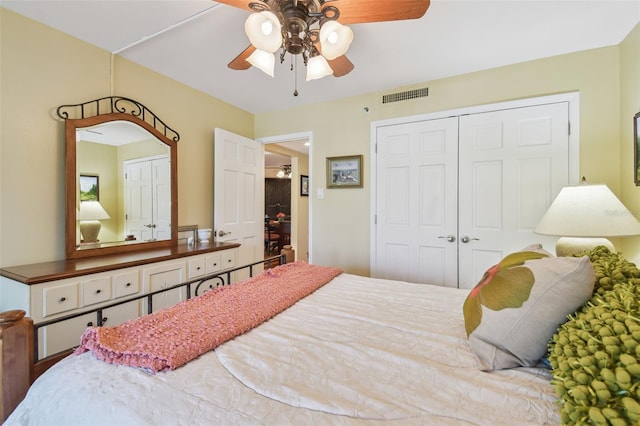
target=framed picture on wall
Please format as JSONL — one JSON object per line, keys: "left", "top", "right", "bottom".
{"left": 79, "top": 174, "right": 99, "bottom": 201}
{"left": 634, "top": 112, "right": 640, "bottom": 185}
{"left": 300, "top": 175, "right": 309, "bottom": 196}
{"left": 326, "top": 155, "right": 363, "bottom": 188}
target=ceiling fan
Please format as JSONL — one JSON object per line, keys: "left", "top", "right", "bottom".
{"left": 217, "top": 0, "right": 430, "bottom": 82}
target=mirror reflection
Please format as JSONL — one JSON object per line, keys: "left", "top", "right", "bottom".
{"left": 75, "top": 121, "right": 171, "bottom": 248}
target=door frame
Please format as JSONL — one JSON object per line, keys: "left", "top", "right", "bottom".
{"left": 257, "top": 131, "right": 314, "bottom": 263}
{"left": 369, "top": 92, "right": 580, "bottom": 275}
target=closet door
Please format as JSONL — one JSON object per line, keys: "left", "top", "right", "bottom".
{"left": 457, "top": 102, "right": 570, "bottom": 289}
{"left": 374, "top": 117, "right": 459, "bottom": 286}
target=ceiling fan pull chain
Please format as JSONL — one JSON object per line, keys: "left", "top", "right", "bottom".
{"left": 293, "top": 54, "right": 299, "bottom": 96}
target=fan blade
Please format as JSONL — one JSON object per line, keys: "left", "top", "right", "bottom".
{"left": 228, "top": 45, "right": 256, "bottom": 70}
{"left": 325, "top": 0, "right": 430, "bottom": 24}
{"left": 328, "top": 55, "right": 354, "bottom": 77}
{"left": 214, "top": 0, "right": 253, "bottom": 12}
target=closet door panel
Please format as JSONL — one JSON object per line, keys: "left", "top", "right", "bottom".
{"left": 471, "top": 160, "right": 503, "bottom": 230}
{"left": 518, "top": 157, "right": 553, "bottom": 230}
{"left": 374, "top": 117, "right": 459, "bottom": 286}
{"left": 458, "top": 102, "right": 569, "bottom": 288}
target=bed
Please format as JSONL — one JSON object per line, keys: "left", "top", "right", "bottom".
{"left": 2, "top": 257, "right": 566, "bottom": 426}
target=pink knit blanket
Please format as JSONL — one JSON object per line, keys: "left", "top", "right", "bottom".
{"left": 75, "top": 261, "right": 343, "bottom": 372}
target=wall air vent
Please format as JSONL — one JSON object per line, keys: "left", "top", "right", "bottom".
{"left": 382, "top": 87, "right": 429, "bottom": 104}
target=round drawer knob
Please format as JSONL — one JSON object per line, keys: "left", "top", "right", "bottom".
{"left": 126, "top": 282, "right": 131, "bottom": 287}
{"left": 59, "top": 297, "right": 66, "bottom": 302}
{"left": 96, "top": 289, "right": 101, "bottom": 294}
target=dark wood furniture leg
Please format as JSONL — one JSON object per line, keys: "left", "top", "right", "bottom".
{"left": 1, "top": 310, "right": 33, "bottom": 422}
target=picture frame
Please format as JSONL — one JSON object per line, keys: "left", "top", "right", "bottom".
{"left": 326, "top": 155, "right": 363, "bottom": 188}
{"left": 635, "top": 112, "right": 640, "bottom": 185}
{"left": 79, "top": 174, "right": 99, "bottom": 201}
{"left": 300, "top": 175, "right": 309, "bottom": 196}
{"left": 177, "top": 225, "right": 198, "bottom": 245}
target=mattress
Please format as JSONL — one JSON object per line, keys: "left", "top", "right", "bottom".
{"left": 6, "top": 273, "right": 560, "bottom": 425}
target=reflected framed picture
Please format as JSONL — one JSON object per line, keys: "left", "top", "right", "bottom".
{"left": 326, "top": 155, "right": 363, "bottom": 188}
{"left": 635, "top": 112, "right": 640, "bottom": 185}
{"left": 300, "top": 175, "right": 309, "bottom": 196}
{"left": 79, "top": 174, "right": 99, "bottom": 201}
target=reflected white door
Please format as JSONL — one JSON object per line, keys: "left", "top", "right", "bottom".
{"left": 213, "top": 128, "right": 264, "bottom": 278}
{"left": 457, "top": 102, "right": 569, "bottom": 289}
{"left": 152, "top": 157, "right": 172, "bottom": 240}
{"left": 125, "top": 156, "right": 170, "bottom": 241}
{"left": 374, "top": 117, "right": 459, "bottom": 286}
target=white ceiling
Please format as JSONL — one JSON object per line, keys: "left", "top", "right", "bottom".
{"left": 3, "top": 0, "right": 639, "bottom": 115}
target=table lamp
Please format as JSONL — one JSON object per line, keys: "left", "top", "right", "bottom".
{"left": 534, "top": 183, "right": 640, "bottom": 256}
{"left": 78, "top": 200, "right": 110, "bottom": 243}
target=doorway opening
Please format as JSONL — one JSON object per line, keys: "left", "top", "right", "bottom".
{"left": 259, "top": 132, "right": 312, "bottom": 265}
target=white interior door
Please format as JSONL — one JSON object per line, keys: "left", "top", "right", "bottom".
{"left": 374, "top": 117, "right": 459, "bottom": 286}
{"left": 214, "top": 128, "right": 264, "bottom": 277}
{"left": 457, "top": 102, "right": 570, "bottom": 288}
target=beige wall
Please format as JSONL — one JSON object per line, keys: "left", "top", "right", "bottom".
{"left": 0, "top": 9, "right": 254, "bottom": 266}
{"left": 256, "top": 24, "right": 639, "bottom": 275}
{"left": 619, "top": 22, "right": 640, "bottom": 263}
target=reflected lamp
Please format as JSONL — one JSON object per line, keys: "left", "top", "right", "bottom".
{"left": 534, "top": 184, "right": 640, "bottom": 256}
{"left": 78, "top": 201, "right": 110, "bottom": 243}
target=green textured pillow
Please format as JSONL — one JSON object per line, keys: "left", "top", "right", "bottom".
{"left": 463, "top": 245, "right": 595, "bottom": 370}
{"left": 548, "top": 247, "right": 640, "bottom": 425}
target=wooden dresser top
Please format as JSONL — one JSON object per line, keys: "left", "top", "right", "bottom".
{"left": 0, "top": 242, "right": 240, "bottom": 285}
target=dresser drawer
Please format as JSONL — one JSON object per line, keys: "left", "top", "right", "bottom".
{"left": 114, "top": 271, "right": 139, "bottom": 298}
{"left": 221, "top": 250, "right": 236, "bottom": 269}
{"left": 188, "top": 257, "right": 206, "bottom": 278}
{"left": 83, "top": 277, "right": 111, "bottom": 306}
{"left": 205, "top": 252, "right": 223, "bottom": 274}
{"left": 43, "top": 282, "right": 79, "bottom": 317}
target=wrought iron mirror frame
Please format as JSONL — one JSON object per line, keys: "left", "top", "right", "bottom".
{"left": 58, "top": 96, "right": 180, "bottom": 259}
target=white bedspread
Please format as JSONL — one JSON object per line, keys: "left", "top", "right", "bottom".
{"left": 6, "top": 273, "right": 560, "bottom": 425}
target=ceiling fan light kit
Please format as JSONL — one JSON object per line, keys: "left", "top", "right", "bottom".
{"left": 244, "top": 11, "right": 283, "bottom": 53}
{"left": 223, "top": 0, "right": 430, "bottom": 87}
{"left": 247, "top": 48, "right": 276, "bottom": 76}
{"left": 318, "top": 20, "right": 353, "bottom": 60}
{"left": 306, "top": 54, "right": 333, "bottom": 81}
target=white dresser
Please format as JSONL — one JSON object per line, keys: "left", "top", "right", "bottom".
{"left": 0, "top": 242, "right": 239, "bottom": 359}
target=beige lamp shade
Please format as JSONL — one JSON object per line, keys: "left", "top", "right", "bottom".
{"left": 306, "top": 54, "right": 333, "bottom": 81}
{"left": 245, "top": 11, "right": 282, "bottom": 53}
{"left": 247, "top": 49, "right": 275, "bottom": 77}
{"left": 319, "top": 20, "right": 353, "bottom": 60}
{"left": 78, "top": 201, "right": 110, "bottom": 243}
{"left": 534, "top": 184, "right": 640, "bottom": 256}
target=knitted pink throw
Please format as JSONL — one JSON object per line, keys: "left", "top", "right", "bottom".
{"left": 75, "top": 261, "right": 342, "bottom": 372}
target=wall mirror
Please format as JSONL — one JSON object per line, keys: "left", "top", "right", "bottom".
{"left": 59, "top": 97, "right": 179, "bottom": 259}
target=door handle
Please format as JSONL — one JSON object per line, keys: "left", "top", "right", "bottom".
{"left": 217, "top": 230, "right": 231, "bottom": 237}
{"left": 461, "top": 236, "right": 479, "bottom": 244}
{"left": 438, "top": 235, "right": 456, "bottom": 243}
